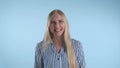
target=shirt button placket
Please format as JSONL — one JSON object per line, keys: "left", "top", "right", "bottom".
{"left": 56, "top": 54, "right": 62, "bottom": 68}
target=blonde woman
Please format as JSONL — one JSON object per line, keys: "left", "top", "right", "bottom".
{"left": 34, "top": 9, "right": 85, "bottom": 68}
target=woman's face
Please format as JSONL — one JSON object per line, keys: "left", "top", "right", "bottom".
{"left": 49, "top": 13, "right": 65, "bottom": 38}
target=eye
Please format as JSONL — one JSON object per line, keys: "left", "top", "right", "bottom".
{"left": 51, "top": 21, "right": 56, "bottom": 24}
{"left": 59, "top": 20, "right": 64, "bottom": 24}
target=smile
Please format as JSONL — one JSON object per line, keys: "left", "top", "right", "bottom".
{"left": 54, "top": 29, "right": 62, "bottom": 32}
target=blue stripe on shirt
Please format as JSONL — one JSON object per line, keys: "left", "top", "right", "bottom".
{"left": 34, "top": 39, "right": 85, "bottom": 68}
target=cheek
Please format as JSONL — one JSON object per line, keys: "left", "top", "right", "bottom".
{"left": 62, "top": 24, "right": 65, "bottom": 30}
{"left": 49, "top": 26, "right": 54, "bottom": 32}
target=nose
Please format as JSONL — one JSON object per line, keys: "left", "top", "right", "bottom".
{"left": 55, "top": 22, "right": 60, "bottom": 28}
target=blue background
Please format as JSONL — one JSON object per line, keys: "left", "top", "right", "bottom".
{"left": 0, "top": 0, "right": 120, "bottom": 68}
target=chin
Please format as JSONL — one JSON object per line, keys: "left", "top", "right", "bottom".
{"left": 56, "top": 34, "right": 62, "bottom": 37}
{"left": 55, "top": 33, "right": 63, "bottom": 37}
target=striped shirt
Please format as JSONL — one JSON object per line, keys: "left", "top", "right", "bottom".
{"left": 34, "top": 39, "right": 85, "bottom": 68}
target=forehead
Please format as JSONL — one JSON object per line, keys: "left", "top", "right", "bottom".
{"left": 51, "top": 13, "right": 63, "bottom": 21}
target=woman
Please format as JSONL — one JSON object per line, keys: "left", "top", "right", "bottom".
{"left": 34, "top": 9, "right": 85, "bottom": 68}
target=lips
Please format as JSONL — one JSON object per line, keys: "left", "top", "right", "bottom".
{"left": 54, "top": 29, "right": 62, "bottom": 32}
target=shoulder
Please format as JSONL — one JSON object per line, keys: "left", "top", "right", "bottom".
{"left": 71, "top": 39, "right": 80, "bottom": 44}
{"left": 35, "top": 41, "right": 44, "bottom": 55}
{"left": 36, "top": 41, "right": 44, "bottom": 50}
{"left": 71, "top": 39, "right": 82, "bottom": 48}
{"left": 35, "top": 40, "right": 50, "bottom": 54}
{"left": 71, "top": 39, "right": 83, "bottom": 54}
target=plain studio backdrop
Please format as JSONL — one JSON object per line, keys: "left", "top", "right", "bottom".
{"left": 0, "top": 0, "right": 120, "bottom": 68}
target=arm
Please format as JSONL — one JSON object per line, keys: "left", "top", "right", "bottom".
{"left": 72, "top": 39, "right": 86, "bottom": 68}
{"left": 34, "top": 43, "right": 44, "bottom": 68}
{"left": 77, "top": 42, "right": 86, "bottom": 68}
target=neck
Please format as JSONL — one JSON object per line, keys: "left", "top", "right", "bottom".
{"left": 52, "top": 36, "right": 64, "bottom": 53}
{"left": 53, "top": 36, "right": 63, "bottom": 45}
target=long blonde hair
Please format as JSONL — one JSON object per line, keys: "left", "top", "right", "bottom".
{"left": 43, "top": 9, "right": 77, "bottom": 68}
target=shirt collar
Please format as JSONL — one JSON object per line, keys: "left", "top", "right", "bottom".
{"left": 50, "top": 42, "right": 65, "bottom": 55}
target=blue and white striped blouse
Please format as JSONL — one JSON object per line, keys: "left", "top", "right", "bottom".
{"left": 34, "top": 39, "right": 85, "bottom": 68}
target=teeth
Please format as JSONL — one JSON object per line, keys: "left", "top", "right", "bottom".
{"left": 55, "top": 29, "right": 61, "bottom": 32}
{"left": 55, "top": 30, "right": 60, "bottom": 32}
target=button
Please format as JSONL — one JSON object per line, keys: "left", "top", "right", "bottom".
{"left": 58, "top": 58, "right": 59, "bottom": 60}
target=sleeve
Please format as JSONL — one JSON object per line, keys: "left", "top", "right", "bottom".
{"left": 34, "top": 43, "right": 44, "bottom": 68}
{"left": 76, "top": 41, "right": 86, "bottom": 68}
